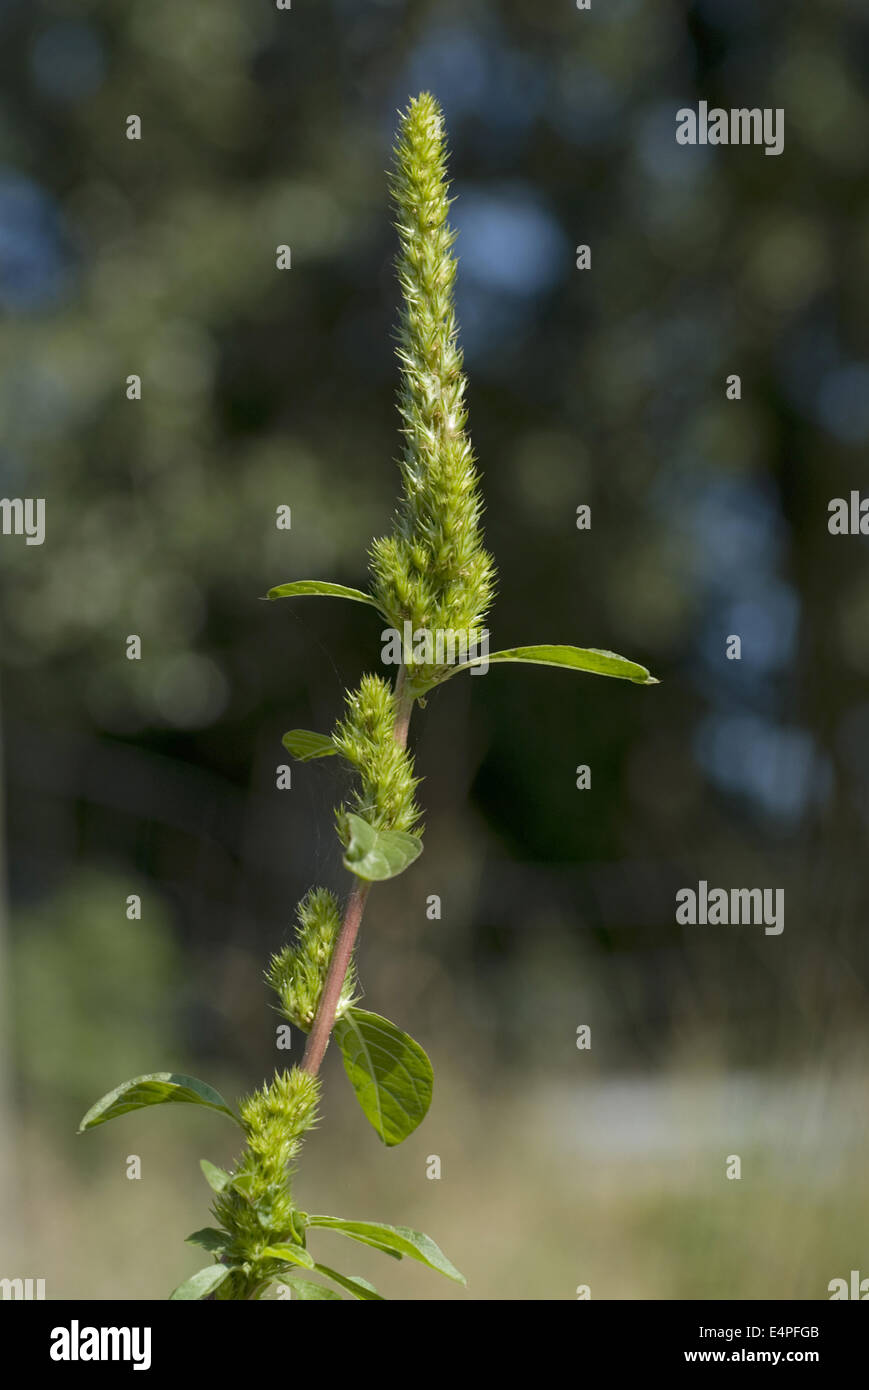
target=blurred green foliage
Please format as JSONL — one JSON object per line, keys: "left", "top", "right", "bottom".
{"left": 11, "top": 871, "right": 180, "bottom": 1106}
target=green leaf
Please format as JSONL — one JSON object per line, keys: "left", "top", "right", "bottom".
{"left": 413, "top": 644, "right": 658, "bottom": 694}
{"left": 266, "top": 579, "right": 379, "bottom": 607}
{"left": 315, "top": 1263, "right": 384, "bottom": 1301}
{"left": 282, "top": 729, "right": 337, "bottom": 761}
{"left": 295, "top": 1210, "right": 400, "bottom": 1260}
{"left": 200, "top": 1159, "right": 232, "bottom": 1193}
{"left": 169, "top": 1264, "right": 233, "bottom": 1300}
{"left": 324, "top": 1234, "right": 401, "bottom": 1259}
{"left": 78, "top": 1073, "right": 242, "bottom": 1133}
{"left": 185, "top": 1228, "right": 230, "bottom": 1255}
{"left": 288, "top": 1210, "right": 309, "bottom": 1244}
{"left": 307, "top": 1217, "right": 465, "bottom": 1284}
{"left": 341, "top": 812, "right": 422, "bottom": 882}
{"left": 333, "top": 1008, "right": 433, "bottom": 1146}
{"left": 284, "top": 1278, "right": 342, "bottom": 1301}
{"left": 262, "top": 1243, "right": 315, "bottom": 1270}
{"left": 230, "top": 1171, "right": 257, "bottom": 1200}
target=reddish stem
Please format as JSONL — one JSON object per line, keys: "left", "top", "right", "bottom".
{"left": 300, "top": 880, "right": 370, "bottom": 1075}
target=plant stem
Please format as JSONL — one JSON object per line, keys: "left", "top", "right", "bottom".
{"left": 300, "top": 665, "right": 413, "bottom": 1077}
{"left": 300, "top": 879, "right": 370, "bottom": 1076}
{"left": 392, "top": 664, "right": 414, "bottom": 749}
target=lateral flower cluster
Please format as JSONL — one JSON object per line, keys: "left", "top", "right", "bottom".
{"left": 332, "top": 675, "right": 420, "bottom": 833}
{"left": 212, "top": 1066, "right": 319, "bottom": 1299}
{"left": 266, "top": 887, "right": 357, "bottom": 1032}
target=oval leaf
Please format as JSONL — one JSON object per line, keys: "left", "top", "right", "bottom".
{"left": 282, "top": 730, "right": 337, "bottom": 761}
{"left": 307, "top": 1216, "right": 465, "bottom": 1284}
{"left": 341, "top": 813, "right": 422, "bottom": 882}
{"left": 415, "top": 644, "right": 658, "bottom": 693}
{"left": 333, "top": 1008, "right": 432, "bottom": 1146}
{"left": 267, "top": 580, "right": 379, "bottom": 607}
{"left": 315, "top": 1263, "right": 384, "bottom": 1301}
{"left": 294, "top": 1212, "right": 400, "bottom": 1261}
{"left": 230, "top": 1171, "right": 257, "bottom": 1200}
{"left": 283, "top": 1278, "right": 342, "bottom": 1300}
{"left": 200, "top": 1159, "right": 232, "bottom": 1193}
{"left": 169, "top": 1264, "right": 232, "bottom": 1300}
{"left": 78, "top": 1073, "right": 242, "bottom": 1133}
{"left": 262, "top": 1243, "right": 315, "bottom": 1270}
{"left": 318, "top": 1234, "right": 401, "bottom": 1259}
{"left": 185, "top": 1228, "right": 231, "bottom": 1255}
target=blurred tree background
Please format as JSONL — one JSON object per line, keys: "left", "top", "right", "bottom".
{"left": 1, "top": 0, "right": 869, "bottom": 1298}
